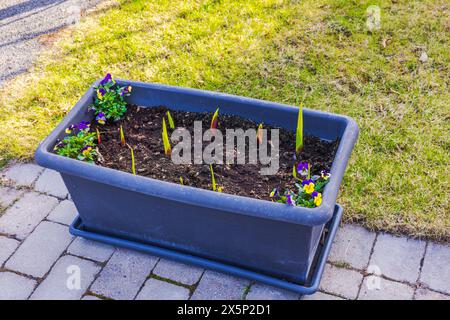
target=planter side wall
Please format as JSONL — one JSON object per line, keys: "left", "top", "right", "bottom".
{"left": 63, "top": 173, "right": 317, "bottom": 283}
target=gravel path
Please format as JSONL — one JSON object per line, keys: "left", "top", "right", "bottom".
{"left": 0, "top": 0, "right": 102, "bottom": 86}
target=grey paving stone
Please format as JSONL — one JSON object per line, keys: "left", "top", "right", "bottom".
{"left": 302, "top": 291, "right": 345, "bottom": 300}
{"left": 359, "top": 276, "right": 414, "bottom": 300}
{"left": 30, "top": 255, "right": 101, "bottom": 300}
{"left": 319, "top": 264, "right": 363, "bottom": 299}
{"left": 191, "top": 270, "right": 249, "bottom": 300}
{"left": 329, "top": 224, "right": 376, "bottom": 270}
{"left": 0, "top": 186, "right": 23, "bottom": 209}
{"left": 0, "top": 236, "right": 20, "bottom": 266}
{"left": 136, "top": 278, "right": 190, "bottom": 300}
{"left": 246, "top": 283, "right": 300, "bottom": 300}
{"left": 0, "top": 192, "right": 59, "bottom": 239}
{"left": 46, "top": 200, "right": 78, "bottom": 225}
{"left": 5, "top": 221, "right": 73, "bottom": 278}
{"left": 153, "top": 259, "right": 203, "bottom": 286}
{"left": 90, "top": 248, "right": 158, "bottom": 300}
{"left": 415, "top": 288, "right": 450, "bottom": 300}
{"left": 369, "top": 233, "right": 425, "bottom": 283}
{"left": 420, "top": 242, "right": 450, "bottom": 294}
{"left": 3, "top": 163, "right": 43, "bottom": 187}
{"left": 0, "top": 271, "right": 36, "bottom": 299}
{"left": 67, "top": 237, "right": 115, "bottom": 263}
{"left": 82, "top": 295, "right": 102, "bottom": 300}
{"left": 34, "top": 169, "right": 68, "bottom": 199}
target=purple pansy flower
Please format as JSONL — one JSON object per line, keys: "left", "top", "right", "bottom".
{"left": 321, "top": 169, "right": 331, "bottom": 180}
{"left": 297, "top": 162, "right": 308, "bottom": 172}
{"left": 98, "top": 88, "right": 106, "bottom": 95}
{"left": 296, "top": 162, "right": 309, "bottom": 178}
{"left": 100, "top": 73, "right": 112, "bottom": 85}
{"left": 119, "top": 85, "right": 132, "bottom": 96}
{"left": 286, "top": 194, "right": 295, "bottom": 206}
{"left": 301, "top": 179, "right": 313, "bottom": 186}
{"left": 96, "top": 112, "right": 106, "bottom": 124}
{"left": 311, "top": 191, "right": 319, "bottom": 198}
{"left": 77, "top": 121, "right": 90, "bottom": 130}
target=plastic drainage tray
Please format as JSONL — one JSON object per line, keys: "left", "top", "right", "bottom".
{"left": 70, "top": 204, "right": 343, "bottom": 295}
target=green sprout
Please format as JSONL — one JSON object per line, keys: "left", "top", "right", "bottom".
{"left": 209, "top": 164, "right": 217, "bottom": 191}
{"left": 166, "top": 111, "right": 175, "bottom": 130}
{"left": 210, "top": 107, "right": 219, "bottom": 130}
{"left": 179, "top": 176, "right": 184, "bottom": 185}
{"left": 296, "top": 101, "right": 303, "bottom": 154}
{"left": 256, "top": 123, "right": 263, "bottom": 144}
{"left": 119, "top": 125, "right": 126, "bottom": 147}
{"left": 127, "top": 144, "right": 136, "bottom": 175}
{"left": 162, "top": 118, "right": 171, "bottom": 156}
{"left": 209, "top": 165, "right": 223, "bottom": 193}
{"left": 96, "top": 127, "right": 101, "bottom": 145}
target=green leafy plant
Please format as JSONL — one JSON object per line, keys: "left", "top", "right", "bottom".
{"left": 271, "top": 165, "right": 330, "bottom": 208}
{"left": 162, "top": 118, "right": 171, "bottom": 156}
{"left": 89, "top": 73, "right": 132, "bottom": 123}
{"left": 54, "top": 122, "right": 97, "bottom": 163}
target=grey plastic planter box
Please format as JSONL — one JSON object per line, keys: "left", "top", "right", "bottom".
{"left": 35, "top": 79, "right": 358, "bottom": 293}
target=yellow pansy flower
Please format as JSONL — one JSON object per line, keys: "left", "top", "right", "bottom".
{"left": 303, "top": 182, "right": 315, "bottom": 194}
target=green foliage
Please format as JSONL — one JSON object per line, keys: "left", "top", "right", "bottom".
{"left": 256, "top": 123, "right": 263, "bottom": 144}
{"left": 129, "top": 145, "right": 136, "bottom": 175}
{"left": 89, "top": 74, "right": 131, "bottom": 122}
{"left": 162, "top": 118, "right": 171, "bottom": 156}
{"left": 120, "top": 125, "right": 126, "bottom": 146}
{"left": 210, "top": 107, "right": 219, "bottom": 130}
{"left": 166, "top": 111, "right": 175, "bottom": 129}
{"left": 54, "top": 123, "right": 97, "bottom": 163}
{"left": 295, "top": 102, "right": 303, "bottom": 154}
{"left": 209, "top": 164, "right": 217, "bottom": 191}
{"left": 272, "top": 168, "right": 330, "bottom": 208}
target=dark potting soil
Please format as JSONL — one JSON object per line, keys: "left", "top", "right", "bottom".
{"left": 92, "top": 105, "right": 338, "bottom": 201}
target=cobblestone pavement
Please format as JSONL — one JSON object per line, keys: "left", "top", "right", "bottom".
{"left": 0, "top": 0, "right": 102, "bottom": 85}
{"left": 0, "top": 162, "right": 449, "bottom": 300}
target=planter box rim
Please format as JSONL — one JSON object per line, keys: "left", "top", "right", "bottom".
{"left": 35, "top": 79, "right": 359, "bottom": 226}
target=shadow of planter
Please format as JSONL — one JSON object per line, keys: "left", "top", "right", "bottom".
{"left": 35, "top": 80, "right": 358, "bottom": 294}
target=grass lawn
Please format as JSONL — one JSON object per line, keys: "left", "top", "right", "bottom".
{"left": 0, "top": 0, "right": 448, "bottom": 240}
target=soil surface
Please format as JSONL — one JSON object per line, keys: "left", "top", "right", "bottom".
{"left": 92, "top": 105, "right": 338, "bottom": 201}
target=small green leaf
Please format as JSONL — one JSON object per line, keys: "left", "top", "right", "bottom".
{"left": 120, "top": 125, "right": 126, "bottom": 147}
{"left": 209, "top": 164, "right": 217, "bottom": 191}
{"left": 256, "top": 123, "right": 263, "bottom": 144}
{"left": 210, "top": 107, "right": 219, "bottom": 130}
{"left": 162, "top": 118, "right": 171, "bottom": 156}
{"left": 295, "top": 102, "right": 303, "bottom": 154}
{"left": 166, "top": 111, "right": 175, "bottom": 129}
{"left": 129, "top": 145, "right": 136, "bottom": 175}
